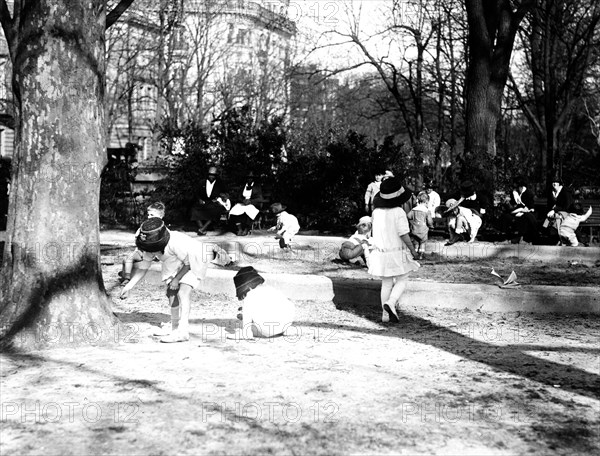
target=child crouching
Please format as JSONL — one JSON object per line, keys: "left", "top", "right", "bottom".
{"left": 228, "top": 266, "right": 295, "bottom": 339}
{"left": 339, "top": 216, "right": 372, "bottom": 266}
{"left": 120, "top": 218, "right": 209, "bottom": 343}
{"left": 268, "top": 202, "right": 300, "bottom": 249}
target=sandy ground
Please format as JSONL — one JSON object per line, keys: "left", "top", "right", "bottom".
{"left": 1, "top": 238, "right": 599, "bottom": 455}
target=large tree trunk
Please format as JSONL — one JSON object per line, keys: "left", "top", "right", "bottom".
{"left": 0, "top": 1, "right": 117, "bottom": 350}
{"left": 463, "top": 0, "right": 534, "bottom": 193}
{"left": 463, "top": 11, "right": 495, "bottom": 192}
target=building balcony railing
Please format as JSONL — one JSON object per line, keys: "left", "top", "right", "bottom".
{"left": 195, "top": 1, "right": 297, "bottom": 35}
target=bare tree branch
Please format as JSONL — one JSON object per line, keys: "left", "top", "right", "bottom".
{"left": 106, "top": 0, "right": 135, "bottom": 30}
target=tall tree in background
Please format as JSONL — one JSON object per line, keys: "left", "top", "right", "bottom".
{"left": 509, "top": 0, "right": 600, "bottom": 184}
{"left": 462, "top": 0, "right": 534, "bottom": 191}
{"left": 0, "top": 0, "right": 133, "bottom": 349}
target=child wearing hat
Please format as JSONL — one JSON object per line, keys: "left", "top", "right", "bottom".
{"left": 368, "top": 177, "right": 420, "bottom": 323}
{"left": 119, "top": 201, "right": 166, "bottom": 285}
{"left": 268, "top": 202, "right": 300, "bottom": 249}
{"left": 119, "top": 218, "right": 210, "bottom": 343}
{"left": 339, "top": 216, "right": 373, "bottom": 265}
{"left": 229, "top": 267, "right": 295, "bottom": 339}
{"left": 444, "top": 198, "right": 482, "bottom": 245}
{"left": 407, "top": 191, "right": 433, "bottom": 259}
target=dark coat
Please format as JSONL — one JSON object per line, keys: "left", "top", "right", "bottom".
{"left": 198, "top": 178, "right": 227, "bottom": 203}
{"left": 510, "top": 188, "right": 536, "bottom": 210}
{"left": 547, "top": 187, "right": 574, "bottom": 213}
{"left": 233, "top": 182, "right": 265, "bottom": 207}
{"left": 460, "top": 192, "right": 489, "bottom": 217}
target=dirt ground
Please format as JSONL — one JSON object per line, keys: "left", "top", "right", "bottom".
{"left": 1, "top": 238, "right": 599, "bottom": 455}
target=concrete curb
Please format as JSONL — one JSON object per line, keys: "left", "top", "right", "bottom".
{"left": 100, "top": 230, "right": 600, "bottom": 264}
{"left": 329, "top": 278, "right": 600, "bottom": 314}
{"left": 101, "top": 230, "right": 599, "bottom": 313}
{"left": 139, "top": 263, "right": 600, "bottom": 314}
{"left": 141, "top": 264, "right": 335, "bottom": 302}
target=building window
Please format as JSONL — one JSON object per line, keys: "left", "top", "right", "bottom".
{"left": 236, "top": 28, "right": 249, "bottom": 45}
{"left": 227, "top": 23, "right": 235, "bottom": 43}
{"left": 143, "top": 137, "right": 152, "bottom": 161}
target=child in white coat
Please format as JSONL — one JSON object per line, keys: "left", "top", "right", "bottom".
{"left": 268, "top": 202, "right": 300, "bottom": 249}
{"left": 229, "top": 267, "right": 295, "bottom": 339}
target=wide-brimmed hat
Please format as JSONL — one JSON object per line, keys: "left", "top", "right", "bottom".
{"left": 136, "top": 217, "right": 170, "bottom": 252}
{"left": 460, "top": 181, "right": 475, "bottom": 197}
{"left": 233, "top": 266, "right": 265, "bottom": 300}
{"left": 356, "top": 216, "right": 372, "bottom": 227}
{"left": 444, "top": 198, "right": 463, "bottom": 213}
{"left": 270, "top": 202, "right": 287, "bottom": 214}
{"left": 372, "top": 177, "right": 413, "bottom": 209}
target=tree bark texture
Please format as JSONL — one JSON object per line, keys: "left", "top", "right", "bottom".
{"left": 463, "top": 0, "right": 533, "bottom": 192}
{"left": 0, "top": 1, "right": 118, "bottom": 349}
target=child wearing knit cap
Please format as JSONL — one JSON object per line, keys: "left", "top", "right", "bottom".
{"left": 229, "top": 267, "right": 295, "bottom": 339}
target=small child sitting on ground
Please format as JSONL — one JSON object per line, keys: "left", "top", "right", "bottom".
{"left": 268, "top": 202, "right": 300, "bottom": 249}
{"left": 557, "top": 203, "right": 593, "bottom": 247}
{"left": 339, "top": 216, "right": 372, "bottom": 266}
{"left": 119, "top": 201, "right": 166, "bottom": 285}
{"left": 228, "top": 266, "right": 295, "bottom": 339}
{"left": 407, "top": 191, "right": 434, "bottom": 259}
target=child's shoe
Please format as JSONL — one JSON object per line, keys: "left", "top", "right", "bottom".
{"left": 118, "top": 271, "right": 131, "bottom": 284}
{"left": 381, "top": 310, "right": 389, "bottom": 323}
{"left": 160, "top": 330, "right": 189, "bottom": 343}
{"left": 382, "top": 301, "right": 400, "bottom": 323}
{"left": 152, "top": 323, "right": 174, "bottom": 336}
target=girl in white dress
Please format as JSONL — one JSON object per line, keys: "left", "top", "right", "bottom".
{"left": 368, "top": 177, "right": 420, "bottom": 323}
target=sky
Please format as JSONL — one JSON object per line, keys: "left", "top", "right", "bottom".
{"left": 288, "top": 0, "right": 423, "bottom": 73}
{"left": 290, "top": 0, "right": 390, "bottom": 67}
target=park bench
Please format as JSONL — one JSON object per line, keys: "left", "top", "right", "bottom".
{"left": 534, "top": 197, "right": 600, "bottom": 244}
{"left": 579, "top": 199, "right": 600, "bottom": 244}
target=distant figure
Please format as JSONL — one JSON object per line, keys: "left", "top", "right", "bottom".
{"left": 228, "top": 171, "right": 265, "bottom": 236}
{"left": 339, "top": 215, "right": 372, "bottom": 265}
{"left": 368, "top": 177, "right": 420, "bottom": 323}
{"left": 545, "top": 176, "right": 574, "bottom": 228}
{"left": 268, "top": 202, "right": 300, "bottom": 249}
{"left": 190, "top": 165, "right": 228, "bottom": 235}
{"left": 444, "top": 198, "right": 482, "bottom": 245}
{"left": 557, "top": 203, "right": 592, "bottom": 246}
{"left": 503, "top": 178, "right": 538, "bottom": 244}
{"left": 407, "top": 191, "right": 433, "bottom": 259}
{"left": 364, "top": 170, "right": 385, "bottom": 214}
{"left": 216, "top": 192, "right": 231, "bottom": 212}
{"left": 229, "top": 266, "right": 295, "bottom": 339}
{"left": 458, "top": 180, "right": 488, "bottom": 219}
{"left": 423, "top": 181, "right": 441, "bottom": 219}
{"left": 444, "top": 181, "right": 488, "bottom": 244}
